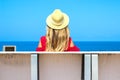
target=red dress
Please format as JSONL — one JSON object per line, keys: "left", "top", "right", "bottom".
{"left": 36, "top": 36, "right": 80, "bottom": 51}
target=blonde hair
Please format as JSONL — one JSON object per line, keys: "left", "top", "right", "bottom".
{"left": 46, "top": 26, "right": 70, "bottom": 51}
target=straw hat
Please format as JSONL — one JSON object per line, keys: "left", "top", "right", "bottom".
{"left": 46, "top": 9, "right": 69, "bottom": 29}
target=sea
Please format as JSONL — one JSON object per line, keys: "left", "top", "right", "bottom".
{"left": 0, "top": 41, "right": 120, "bottom": 51}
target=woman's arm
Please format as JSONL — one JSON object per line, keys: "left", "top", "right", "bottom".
{"left": 38, "top": 41, "right": 42, "bottom": 47}
{"left": 70, "top": 40, "right": 74, "bottom": 47}
{"left": 36, "top": 41, "right": 43, "bottom": 51}
{"left": 36, "top": 36, "right": 46, "bottom": 51}
{"left": 68, "top": 39, "right": 80, "bottom": 51}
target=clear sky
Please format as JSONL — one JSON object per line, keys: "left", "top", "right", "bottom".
{"left": 0, "top": 0, "right": 120, "bottom": 41}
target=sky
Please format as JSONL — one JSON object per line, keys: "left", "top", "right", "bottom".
{"left": 0, "top": 0, "right": 120, "bottom": 41}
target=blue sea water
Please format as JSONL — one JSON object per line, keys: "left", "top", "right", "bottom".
{"left": 0, "top": 41, "right": 120, "bottom": 51}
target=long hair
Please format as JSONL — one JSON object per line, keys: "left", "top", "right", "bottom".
{"left": 46, "top": 26, "right": 70, "bottom": 51}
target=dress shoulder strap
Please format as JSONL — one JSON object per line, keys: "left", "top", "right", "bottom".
{"left": 40, "top": 36, "right": 46, "bottom": 48}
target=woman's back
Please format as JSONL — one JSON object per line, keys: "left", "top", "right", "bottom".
{"left": 36, "top": 36, "right": 80, "bottom": 51}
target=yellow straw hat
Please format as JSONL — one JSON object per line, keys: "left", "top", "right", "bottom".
{"left": 46, "top": 9, "right": 69, "bottom": 29}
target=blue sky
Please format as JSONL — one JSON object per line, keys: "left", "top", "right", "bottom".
{"left": 0, "top": 0, "right": 120, "bottom": 41}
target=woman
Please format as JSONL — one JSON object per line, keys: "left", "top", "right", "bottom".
{"left": 36, "top": 9, "right": 80, "bottom": 51}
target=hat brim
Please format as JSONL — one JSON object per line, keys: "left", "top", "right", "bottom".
{"left": 46, "top": 13, "right": 69, "bottom": 29}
